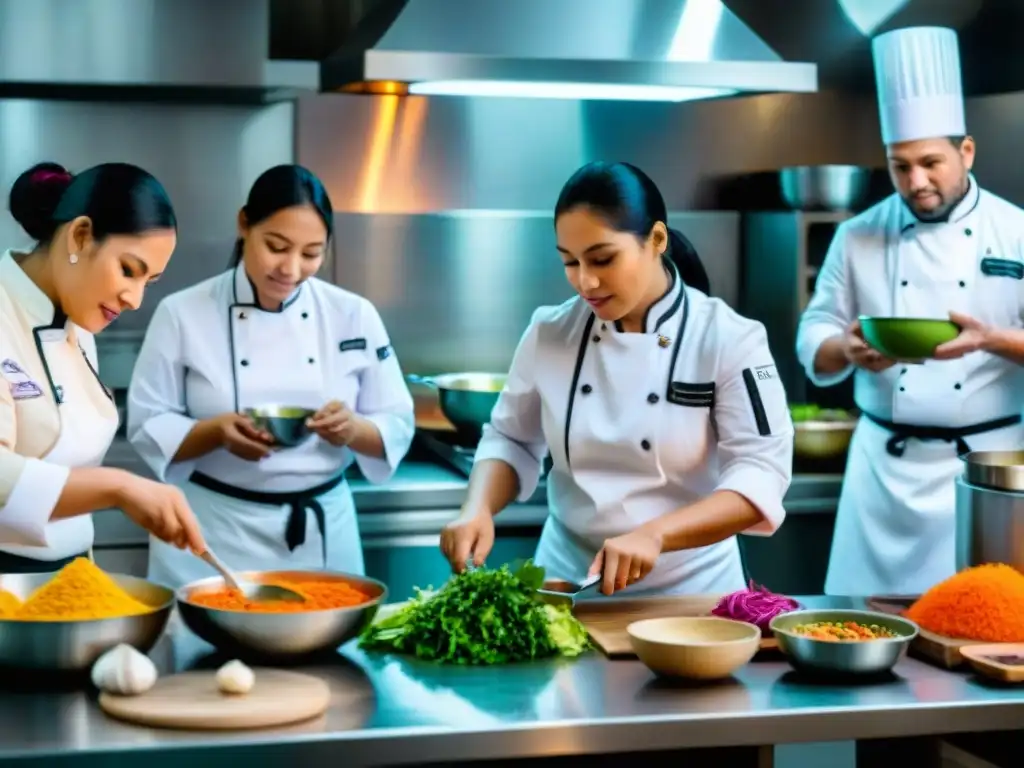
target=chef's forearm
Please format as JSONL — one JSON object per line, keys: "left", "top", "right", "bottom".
{"left": 984, "top": 327, "right": 1024, "bottom": 365}
{"left": 813, "top": 334, "right": 849, "bottom": 375}
{"left": 462, "top": 459, "right": 519, "bottom": 518}
{"left": 348, "top": 416, "right": 386, "bottom": 459}
{"left": 51, "top": 467, "right": 131, "bottom": 520}
{"left": 639, "top": 491, "right": 763, "bottom": 553}
{"left": 172, "top": 419, "right": 223, "bottom": 462}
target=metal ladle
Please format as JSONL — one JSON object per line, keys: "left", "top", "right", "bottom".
{"left": 198, "top": 550, "right": 306, "bottom": 603}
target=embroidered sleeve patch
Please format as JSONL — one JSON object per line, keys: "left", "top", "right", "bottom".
{"left": 666, "top": 381, "right": 715, "bottom": 408}
{"left": 741, "top": 365, "right": 779, "bottom": 436}
{"left": 339, "top": 338, "right": 368, "bottom": 352}
{"left": 1, "top": 358, "right": 43, "bottom": 400}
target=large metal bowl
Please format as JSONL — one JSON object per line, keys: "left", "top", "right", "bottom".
{"left": 769, "top": 609, "right": 918, "bottom": 676}
{"left": 407, "top": 372, "right": 506, "bottom": 437}
{"left": 793, "top": 413, "right": 858, "bottom": 459}
{"left": 0, "top": 573, "right": 173, "bottom": 671}
{"left": 176, "top": 570, "right": 388, "bottom": 661}
{"left": 779, "top": 165, "right": 870, "bottom": 211}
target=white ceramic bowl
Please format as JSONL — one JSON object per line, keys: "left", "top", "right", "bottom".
{"left": 627, "top": 616, "right": 761, "bottom": 680}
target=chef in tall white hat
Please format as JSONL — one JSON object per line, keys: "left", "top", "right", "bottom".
{"left": 796, "top": 26, "right": 1024, "bottom": 596}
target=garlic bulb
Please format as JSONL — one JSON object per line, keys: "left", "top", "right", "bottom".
{"left": 216, "top": 659, "right": 255, "bottom": 695}
{"left": 90, "top": 644, "right": 158, "bottom": 695}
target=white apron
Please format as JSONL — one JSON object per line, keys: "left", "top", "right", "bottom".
{"left": 0, "top": 326, "right": 118, "bottom": 564}
{"left": 825, "top": 191, "right": 1024, "bottom": 596}
{"left": 145, "top": 270, "right": 367, "bottom": 590}
{"left": 477, "top": 262, "right": 793, "bottom": 597}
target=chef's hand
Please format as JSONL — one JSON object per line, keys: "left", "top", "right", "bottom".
{"left": 933, "top": 312, "right": 987, "bottom": 360}
{"left": 588, "top": 528, "right": 663, "bottom": 596}
{"left": 216, "top": 413, "right": 274, "bottom": 461}
{"left": 440, "top": 509, "right": 494, "bottom": 573}
{"left": 115, "top": 472, "right": 207, "bottom": 553}
{"left": 843, "top": 319, "right": 896, "bottom": 372}
{"left": 307, "top": 400, "right": 359, "bottom": 447}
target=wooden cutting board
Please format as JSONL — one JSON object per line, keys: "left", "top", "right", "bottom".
{"left": 99, "top": 669, "right": 331, "bottom": 730}
{"left": 867, "top": 596, "right": 973, "bottom": 669}
{"left": 574, "top": 594, "right": 778, "bottom": 658}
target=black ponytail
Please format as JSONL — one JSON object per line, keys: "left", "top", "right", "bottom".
{"left": 554, "top": 161, "right": 710, "bottom": 294}
{"left": 666, "top": 227, "right": 710, "bottom": 295}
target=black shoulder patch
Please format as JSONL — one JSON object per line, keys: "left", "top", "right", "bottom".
{"left": 339, "top": 338, "right": 368, "bottom": 352}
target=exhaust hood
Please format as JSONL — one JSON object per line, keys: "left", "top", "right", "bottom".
{"left": 320, "top": 0, "right": 818, "bottom": 102}
{"left": 0, "top": 0, "right": 317, "bottom": 104}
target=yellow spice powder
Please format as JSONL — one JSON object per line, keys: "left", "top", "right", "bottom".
{"left": 14, "top": 558, "right": 152, "bottom": 621}
{"left": 0, "top": 590, "right": 20, "bottom": 618}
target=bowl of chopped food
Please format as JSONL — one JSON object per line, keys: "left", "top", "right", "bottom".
{"left": 0, "top": 558, "right": 174, "bottom": 671}
{"left": 176, "top": 569, "right": 387, "bottom": 661}
{"left": 628, "top": 616, "right": 762, "bottom": 680}
{"left": 770, "top": 609, "right": 919, "bottom": 676}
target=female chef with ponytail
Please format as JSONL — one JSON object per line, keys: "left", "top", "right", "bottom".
{"left": 440, "top": 161, "right": 794, "bottom": 596}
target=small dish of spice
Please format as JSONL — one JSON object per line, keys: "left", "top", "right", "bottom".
{"left": 960, "top": 643, "right": 1024, "bottom": 683}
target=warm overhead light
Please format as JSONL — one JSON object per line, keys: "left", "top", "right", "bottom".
{"left": 339, "top": 80, "right": 410, "bottom": 95}
{"left": 406, "top": 80, "right": 736, "bottom": 102}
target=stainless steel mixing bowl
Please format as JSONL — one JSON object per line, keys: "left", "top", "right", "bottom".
{"left": 176, "top": 570, "right": 388, "bottom": 661}
{"left": 769, "top": 609, "right": 918, "bottom": 676}
{"left": 0, "top": 572, "right": 174, "bottom": 671}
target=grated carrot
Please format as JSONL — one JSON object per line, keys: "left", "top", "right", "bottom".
{"left": 905, "top": 563, "right": 1024, "bottom": 642}
{"left": 188, "top": 578, "right": 372, "bottom": 613}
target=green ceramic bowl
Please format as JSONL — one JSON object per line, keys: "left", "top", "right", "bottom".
{"left": 858, "top": 316, "right": 960, "bottom": 360}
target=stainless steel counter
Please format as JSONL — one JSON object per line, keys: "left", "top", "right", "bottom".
{"left": 0, "top": 596, "right": 1021, "bottom": 767}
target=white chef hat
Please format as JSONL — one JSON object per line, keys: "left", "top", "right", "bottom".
{"left": 872, "top": 26, "right": 966, "bottom": 145}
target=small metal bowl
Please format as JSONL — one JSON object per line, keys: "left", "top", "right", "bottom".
{"left": 770, "top": 609, "right": 918, "bottom": 676}
{"left": 245, "top": 405, "right": 315, "bottom": 447}
{"left": 0, "top": 573, "right": 173, "bottom": 671}
{"left": 793, "top": 415, "right": 857, "bottom": 459}
{"left": 176, "top": 570, "right": 388, "bottom": 662}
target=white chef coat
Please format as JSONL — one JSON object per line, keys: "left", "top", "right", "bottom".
{"left": 127, "top": 263, "right": 415, "bottom": 589}
{"left": 796, "top": 178, "right": 1024, "bottom": 596}
{"left": 475, "top": 259, "right": 794, "bottom": 596}
{"left": 0, "top": 249, "right": 119, "bottom": 565}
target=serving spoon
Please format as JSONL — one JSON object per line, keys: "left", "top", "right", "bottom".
{"left": 198, "top": 549, "right": 306, "bottom": 603}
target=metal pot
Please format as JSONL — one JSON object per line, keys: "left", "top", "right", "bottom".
{"left": 792, "top": 410, "right": 858, "bottom": 459}
{"left": 407, "top": 372, "right": 507, "bottom": 436}
{"left": 960, "top": 450, "right": 1024, "bottom": 492}
{"left": 779, "top": 165, "right": 870, "bottom": 211}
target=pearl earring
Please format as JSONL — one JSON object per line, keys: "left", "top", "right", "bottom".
{"left": 69, "top": 253, "right": 79, "bottom": 264}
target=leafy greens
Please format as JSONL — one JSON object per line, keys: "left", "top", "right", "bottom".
{"left": 359, "top": 560, "right": 591, "bottom": 665}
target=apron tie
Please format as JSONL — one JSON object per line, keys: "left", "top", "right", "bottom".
{"left": 861, "top": 412, "right": 1022, "bottom": 458}
{"left": 189, "top": 472, "right": 346, "bottom": 565}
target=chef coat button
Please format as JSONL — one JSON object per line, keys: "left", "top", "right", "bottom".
{"left": 592, "top": 335, "right": 600, "bottom": 343}
{"left": 647, "top": 393, "right": 659, "bottom": 404}
{"left": 641, "top": 439, "right": 651, "bottom": 451}
{"left": 965, "top": 228, "right": 973, "bottom": 237}
{"left": 238, "top": 311, "right": 247, "bottom": 320}
{"left": 899, "top": 386, "right": 905, "bottom": 392}
{"left": 581, "top": 384, "right": 592, "bottom": 394}
{"left": 954, "top": 382, "right": 962, "bottom": 390}
{"left": 301, "top": 312, "right": 309, "bottom": 319}
{"left": 240, "top": 359, "right": 249, "bottom": 367}
{"left": 959, "top": 280, "right": 966, "bottom": 288}
{"left": 601, "top": 324, "right": 607, "bottom": 331}
{"left": 900, "top": 280, "right": 908, "bottom": 287}
{"left": 900, "top": 367, "right": 908, "bottom": 375}
{"left": 308, "top": 357, "right": 315, "bottom": 364}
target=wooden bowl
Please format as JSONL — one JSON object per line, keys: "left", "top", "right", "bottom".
{"left": 627, "top": 616, "right": 761, "bottom": 680}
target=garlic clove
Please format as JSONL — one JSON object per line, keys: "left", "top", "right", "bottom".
{"left": 91, "top": 643, "right": 158, "bottom": 696}
{"left": 216, "top": 659, "right": 255, "bottom": 695}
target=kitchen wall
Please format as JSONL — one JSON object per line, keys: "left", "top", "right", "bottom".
{"left": 0, "top": 98, "right": 296, "bottom": 333}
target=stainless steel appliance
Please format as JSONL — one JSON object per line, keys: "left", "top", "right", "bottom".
{"left": 955, "top": 451, "right": 1024, "bottom": 572}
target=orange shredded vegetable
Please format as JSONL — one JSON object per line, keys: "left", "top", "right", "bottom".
{"left": 905, "top": 563, "right": 1024, "bottom": 642}
{"left": 189, "top": 578, "right": 373, "bottom": 613}
{"left": 0, "top": 558, "right": 153, "bottom": 621}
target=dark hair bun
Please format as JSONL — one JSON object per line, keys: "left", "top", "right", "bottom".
{"left": 8, "top": 162, "right": 74, "bottom": 242}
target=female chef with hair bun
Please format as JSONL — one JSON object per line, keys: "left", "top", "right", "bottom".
{"left": 0, "top": 161, "right": 205, "bottom": 573}
{"left": 128, "top": 164, "right": 415, "bottom": 588}
{"left": 440, "top": 161, "right": 794, "bottom": 596}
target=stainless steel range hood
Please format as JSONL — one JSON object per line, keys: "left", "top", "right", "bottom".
{"left": 321, "top": 0, "right": 817, "bottom": 102}
{"left": 0, "top": 0, "right": 317, "bottom": 104}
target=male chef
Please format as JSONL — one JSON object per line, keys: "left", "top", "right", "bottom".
{"left": 795, "top": 26, "right": 1024, "bottom": 596}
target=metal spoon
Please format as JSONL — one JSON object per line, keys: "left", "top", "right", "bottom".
{"left": 198, "top": 550, "right": 306, "bottom": 603}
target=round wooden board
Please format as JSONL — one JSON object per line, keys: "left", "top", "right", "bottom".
{"left": 98, "top": 668, "right": 331, "bottom": 731}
